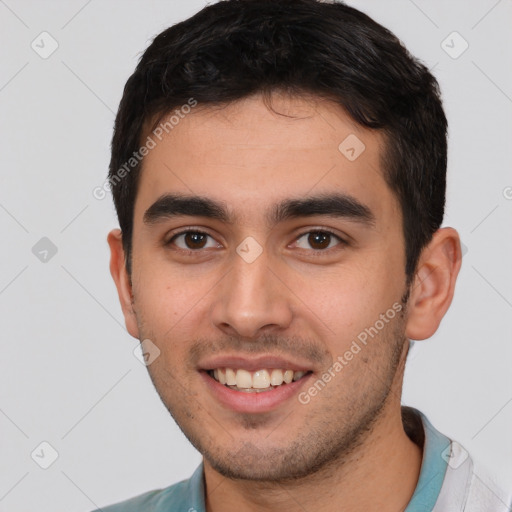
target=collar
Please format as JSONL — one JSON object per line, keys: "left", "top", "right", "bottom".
{"left": 403, "top": 406, "right": 451, "bottom": 511}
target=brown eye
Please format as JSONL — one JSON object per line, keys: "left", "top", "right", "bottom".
{"left": 183, "top": 232, "right": 208, "bottom": 249}
{"left": 294, "top": 230, "right": 345, "bottom": 251}
{"left": 307, "top": 232, "right": 331, "bottom": 250}
{"left": 169, "top": 231, "right": 219, "bottom": 251}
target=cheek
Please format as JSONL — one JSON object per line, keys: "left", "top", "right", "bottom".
{"left": 133, "top": 270, "right": 185, "bottom": 330}
{"left": 294, "top": 259, "right": 403, "bottom": 348}
{"left": 132, "top": 257, "right": 218, "bottom": 342}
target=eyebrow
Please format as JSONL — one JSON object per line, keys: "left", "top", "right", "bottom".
{"left": 143, "top": 193, "right": 376, "bottom": 228}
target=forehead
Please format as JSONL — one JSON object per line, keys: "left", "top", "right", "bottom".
{"left": 134, "top": 92, "right": 398, "bottom": 226}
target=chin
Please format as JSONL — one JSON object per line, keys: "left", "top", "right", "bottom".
{"left": 202, "top": 439, "right": 342, "bottom": 483}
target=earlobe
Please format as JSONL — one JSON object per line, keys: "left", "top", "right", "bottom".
{"left": 405, "top": 227, "right": 462, "bottom": 341}
{"left": 107, "top": 229, "right": 140, "bottom": 339}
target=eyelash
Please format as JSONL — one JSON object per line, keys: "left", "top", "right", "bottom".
{"left": 165, "top": 227, "right": 348, "bottom": 256}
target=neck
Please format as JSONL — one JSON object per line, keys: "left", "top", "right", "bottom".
{"left": 204, "top": 408, "right": 422, "bottom": 512}
{"left": 204, "top": 349, "right": 422, "bottom": 512}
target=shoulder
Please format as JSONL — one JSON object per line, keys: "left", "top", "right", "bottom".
{"left": 91, "top": 464, "right": 205, "bottom": 512}
{"left": 434, "top": 440, "right": 511, "bottom": 512}
{"left": 92, "top": 479, "right": 190, "bottom": 512}
{"left": 464, "top": 459, "right": 512, "bottom": 512}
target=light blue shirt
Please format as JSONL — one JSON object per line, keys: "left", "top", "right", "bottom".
{"left": 94, "top": 407, "right": 510, "bottom": 511}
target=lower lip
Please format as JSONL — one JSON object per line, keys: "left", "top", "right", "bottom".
{"left": 200, "top": 371, "right": 312, "bottom": 413}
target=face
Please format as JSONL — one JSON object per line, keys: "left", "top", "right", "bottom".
{"left": 125, "top": 92, "right": 410, "bottom": 481}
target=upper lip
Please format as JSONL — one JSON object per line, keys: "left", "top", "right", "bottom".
{"left": 198, "top": 354, "right": 313, "bottom": 373}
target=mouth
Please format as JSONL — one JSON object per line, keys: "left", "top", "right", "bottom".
{"left": 207, "top": 368, "right": 312, "bottom": 393}
{"left": 199, "top": 355, "right": 315, "bottom": 413}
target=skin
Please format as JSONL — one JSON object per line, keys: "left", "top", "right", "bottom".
{"left": 108, "top": 91, "right": 462, "bottom": 512}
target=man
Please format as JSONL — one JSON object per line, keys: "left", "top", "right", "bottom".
{"left": 100, "top": 0, "right": 511, "bottom": 510}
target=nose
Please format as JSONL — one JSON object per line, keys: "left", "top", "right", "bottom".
{"left": 210, "top": 247, "right": 294, "bottom": 339}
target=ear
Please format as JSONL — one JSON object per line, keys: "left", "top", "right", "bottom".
{"left": 107, "top": 228, "right": 140, "bottom": 339}
{"left": 405, "top": 227, "right": 462, "bottom": 340}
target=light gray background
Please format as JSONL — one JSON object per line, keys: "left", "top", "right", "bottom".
{"left": 0, "top": 1, "right": 511, "bottom": 510}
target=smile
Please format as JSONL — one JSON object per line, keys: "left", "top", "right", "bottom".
{"left": 208, "top": 368, "right": 310, "bottom": 393}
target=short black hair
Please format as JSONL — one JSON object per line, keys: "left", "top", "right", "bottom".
{"left": 109, "top": 0, "right": 447, "bottom": 282}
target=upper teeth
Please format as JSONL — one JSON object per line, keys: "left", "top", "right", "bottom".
{"left": 212, "top": 368, "right": 307, "bottom": 389}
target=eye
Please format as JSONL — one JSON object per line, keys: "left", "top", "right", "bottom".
{"left": 293, "top": 230, "right": 346, "bottom": 251}
{"left": 167, "top": 230, "right": 221, "bottom": 251}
